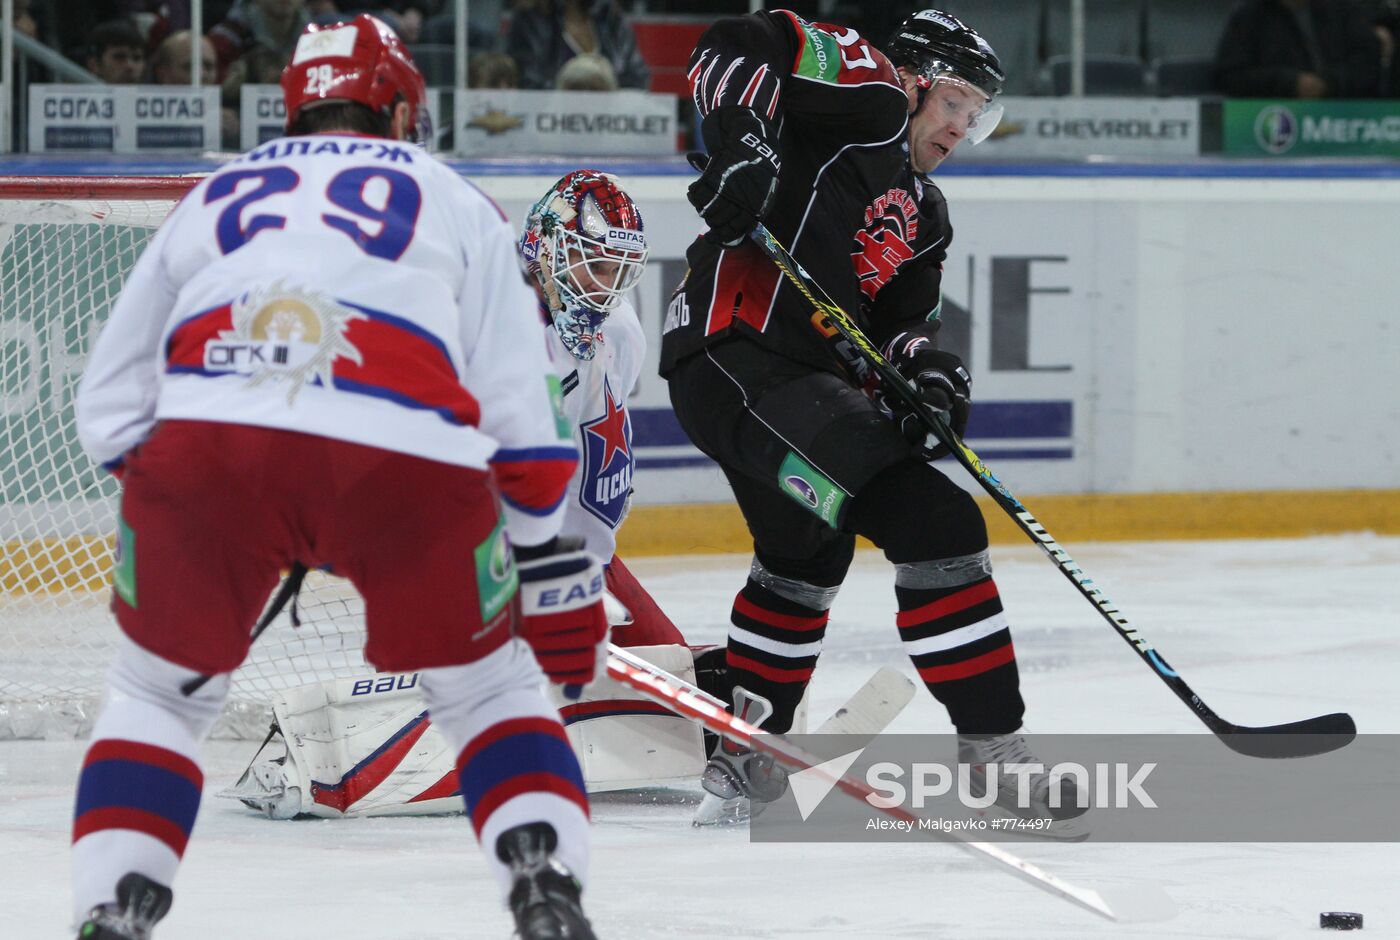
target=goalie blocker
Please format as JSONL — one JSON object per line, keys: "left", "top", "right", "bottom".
{"left": 226, "top": 645, "right": 811, "bottom": 818}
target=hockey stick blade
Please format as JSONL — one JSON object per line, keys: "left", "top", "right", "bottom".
{"left": 812, "top": 665, "right": 916, "bottom": 735}
{"left": 1217, "top": 712, "right": 1357, "bottom": 759}
{"left": 748, "top": 223, "right": 1357, "bottom": 761}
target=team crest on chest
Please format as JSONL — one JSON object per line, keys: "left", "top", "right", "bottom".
{"left": 206, "top": 281, "right": 365, "bottom": 403}
{"left": 853, "top": 188, "right": 920, "bottom": 301}
{"left": 579, "top": 376, "right": 633, "bottom": 528}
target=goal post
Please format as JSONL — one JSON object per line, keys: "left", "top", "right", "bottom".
{"left": 0, "top": 176, "right": 371, "bottom": 739}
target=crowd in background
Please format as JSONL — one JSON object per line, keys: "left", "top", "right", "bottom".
{"left": 11, "top": 1, "right": 652, "bottom": 93}
{"left": 4, "top": 0, "right": 1400, "bottom": 152}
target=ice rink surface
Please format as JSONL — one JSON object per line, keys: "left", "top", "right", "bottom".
{"left": 4, "top": 534, "right": 1397, "bottom": 939}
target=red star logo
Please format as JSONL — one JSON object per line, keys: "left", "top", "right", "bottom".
{"left": 521, "top": 229, "right": 542, "bottom": 262}
{"left": 583, "top": 380, "right": 630, "bottom": 469}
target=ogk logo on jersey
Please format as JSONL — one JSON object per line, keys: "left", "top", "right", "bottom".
{"left": 580, "top": 377, "right": 632, "bottom": 528}
{"left": 204, "top": 281, "right": 365, "bottom": 403}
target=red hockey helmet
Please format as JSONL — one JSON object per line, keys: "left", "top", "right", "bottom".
{"left": 281, "top": 14, "right": 430, "bottom": 144}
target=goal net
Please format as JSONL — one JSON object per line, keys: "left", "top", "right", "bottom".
{"left": 0, "top": 177, "right": 370, "bottom": 740}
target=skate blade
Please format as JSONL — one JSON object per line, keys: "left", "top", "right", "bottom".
{"left": 692, "top": 791, "right": 750, "bottom": 827}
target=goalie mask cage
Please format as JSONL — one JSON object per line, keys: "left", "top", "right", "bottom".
{"left": 0, "top": 176, "right": 372, "bottom": 740}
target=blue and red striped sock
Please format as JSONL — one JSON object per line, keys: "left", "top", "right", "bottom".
{"left": 457, "top": 715, "right": 590, "bottom": 837}
{"left": 72, "top": 737, "right": 202, "bottom": 921}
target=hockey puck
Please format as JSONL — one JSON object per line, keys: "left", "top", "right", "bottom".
{"left": 1320, "top": 912, "right": 1363, "bottom": 930}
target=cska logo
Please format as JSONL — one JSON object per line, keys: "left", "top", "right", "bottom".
{"left": 579, "top": 377, "right": 633, "bottom": 528}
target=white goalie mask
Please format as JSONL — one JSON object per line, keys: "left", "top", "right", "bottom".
{"left": 520, "top": 170, "right": 648, "bottom": 360}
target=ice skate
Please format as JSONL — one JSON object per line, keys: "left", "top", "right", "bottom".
{"left": 693, "top": 686, "right": 788, "bottom": 827}
{"left": 76, "top": 873, "right": 172, "bottom": 940}
{"left": 959, "top": 731, "right": 1091, "bottom": 840}
{"left": 497, "top": 823, "right": 597, "bottom": 940}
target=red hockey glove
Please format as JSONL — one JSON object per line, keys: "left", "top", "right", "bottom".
{"left": 516, "top": 546, "right": 608, "bottom": 700}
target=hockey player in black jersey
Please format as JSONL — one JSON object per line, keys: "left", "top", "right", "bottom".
{"left": 662, "top": 9, "right": 1087, "bottom": 827}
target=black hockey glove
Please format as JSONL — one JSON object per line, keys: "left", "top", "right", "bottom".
{"left": 882, "top": 327, "right": 971, "bottom": 460}
{"left": 686, "top": 107, "right": 781, "bottom": 247}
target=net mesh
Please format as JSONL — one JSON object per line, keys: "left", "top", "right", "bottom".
{"left": 0, "top": 186, "right": 370, "bottom": 739}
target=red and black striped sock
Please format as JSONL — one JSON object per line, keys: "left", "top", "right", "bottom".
{"left": 896, "top": 574, "right": 1025, "bottom": 734}
{"left": 724, "top": 580, "right": 828, "bottom": 733}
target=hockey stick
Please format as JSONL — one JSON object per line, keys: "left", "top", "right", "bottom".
{"left": 605, "top": 649, "right": 1171, "bottom": 923}
{"left": 748, "top": 222, "right": 1356, "bottom": 759}
{"left": 180, "top": 562, "right": 309, "bottom": 697}
{"left": 609, "top": 645, "right": 916, "bottom": 735}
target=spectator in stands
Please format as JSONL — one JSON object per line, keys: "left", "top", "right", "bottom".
{"left": 149, "top": 28, "right": 238, "bottom": 149}
{"left": 85, "top": 19, "right": 147, "bottom": 84}
{"left": 505, "top": 0, "right": 648, "bottom": 90}
{"left": 12, "top": 0, "right": 37, "bottom": 39}
{"left": 556, "top": 51, "right": 617, "bottom": 91}
{"left": 220, "top": 44, "right": 292, "bottom": 148}
{"left": 306, "top": 2, "right": 434, "bottom": 42}
{"left": 1368, "top": 0, "right": 1400, "bottom": 93}
{"left": 1216, "top": 0, "right": 1385, "bottom": 98}
{"left": 385, "top": 4, "right": 425, "bottom": 43}
{"left": 150, "top": 30, "right": 219, "bottom": 85}
{"left": 209, "top": 0, "right": 312, "bottom": 78}
{"left": 469, "top": 50, "right": 520, "bottom": 88}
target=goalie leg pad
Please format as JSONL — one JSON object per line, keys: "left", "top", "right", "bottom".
{"left": 421, "top": 639, "right": 590, "bottom": 898}
{"left": 225, "top": 647, "right": 714, "bottom": 826}
{"left": 73, "top": 636, "right": 229, "bottom": 924}
{"left": 550, "top": 644, "right": 706, "bottom": 791}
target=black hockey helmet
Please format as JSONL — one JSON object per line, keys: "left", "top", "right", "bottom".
{"left": 886, "top": 9, "right": 1005, "bottom": 143}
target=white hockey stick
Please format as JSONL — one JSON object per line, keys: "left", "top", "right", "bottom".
{"left": 609, "top": 645, "right": 915, "bottom": 734}
{"left": 605, "top": 649, "right": 1174, "bottom": 924}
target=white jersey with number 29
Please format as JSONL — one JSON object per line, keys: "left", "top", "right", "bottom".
{"left": 77, "top": 134, "right": 576, "bottom": 543}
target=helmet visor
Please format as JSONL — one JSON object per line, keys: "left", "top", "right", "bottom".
{"left": 922, "top": 70, "right": 1004, "bottom": 146}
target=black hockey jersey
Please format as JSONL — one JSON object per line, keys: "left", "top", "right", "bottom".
{"left": 659, "top": 11, "right": 953, "bottom": 378}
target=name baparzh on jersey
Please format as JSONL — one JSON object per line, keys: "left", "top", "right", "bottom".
{"left": 1036, "top": 118, "right": 1193, "bottom": 140}
{"left": 535, "top": 113, "right": 671, "bottom": 135}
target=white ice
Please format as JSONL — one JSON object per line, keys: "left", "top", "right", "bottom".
{"left": 5, "top": 535, "right": 1398, "bottom": 939}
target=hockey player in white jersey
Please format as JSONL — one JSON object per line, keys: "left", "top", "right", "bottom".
{"left": 521, "top": 169, "right": 685, "bottom": 648}
{"left": 69, "top": 16, "right": 604, "bottom": 940}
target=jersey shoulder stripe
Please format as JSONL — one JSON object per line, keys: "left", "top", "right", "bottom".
{"left": 775, "top": 11, "right": 901, "bottom": 89}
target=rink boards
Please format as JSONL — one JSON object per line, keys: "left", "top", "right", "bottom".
{"left": 2, "top": 158, "right": 1399, "bottom": 564}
